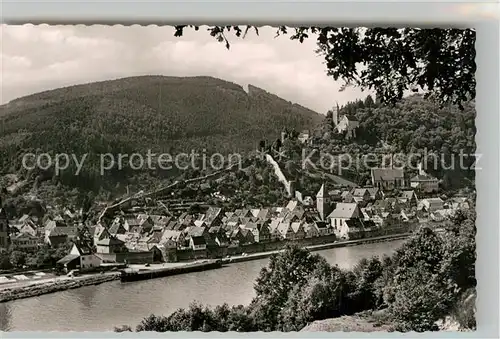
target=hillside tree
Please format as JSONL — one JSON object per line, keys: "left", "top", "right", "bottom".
{"left": 173, "top": 26, "right": 475, "bottom": 109}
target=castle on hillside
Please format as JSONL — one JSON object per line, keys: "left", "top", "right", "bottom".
{"left": 332, "top": 103, "right": 359, "bottom": 139}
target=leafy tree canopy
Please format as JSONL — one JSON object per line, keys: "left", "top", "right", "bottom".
{"left": 173, "top": 26, "right": 475, "bottom": 108}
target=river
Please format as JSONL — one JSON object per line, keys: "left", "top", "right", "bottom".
{"left": 0, "top": 239, "right": 405, "bottom": 332}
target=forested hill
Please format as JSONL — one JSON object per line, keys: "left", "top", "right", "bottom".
{"left": 341, "top": 95, "right": 476, "bottom": 155}
{"left": 1, "top": 76, "right": 322, "bottom": 154}
{"left": 0, "top": 76, "right": 323, "bottom": 193}
{"left": 318, "top": 95, "right": 476, "bottom": 189}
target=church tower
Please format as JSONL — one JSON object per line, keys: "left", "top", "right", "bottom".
{"left": 0, "top": 196, "right": 10, "bottom": 249}
{"left": 316, "top": 183, "right": 331, "bottom": 221}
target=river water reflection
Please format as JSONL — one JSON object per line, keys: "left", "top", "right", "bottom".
{"left": 1, "top": 239, "right": 405, "bottom": 332}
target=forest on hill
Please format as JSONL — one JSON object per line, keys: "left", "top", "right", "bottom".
{"left": 315, "top": 95, "right": 476, "bottom": 188}
{"left": 272, "top": 94, "right": 476, "bottom": 196}
{"left": 0, "top": 77, "right": 476, "bottom": 214}
{"left": 335, "top": 94, "right": 476, "bottom": 155}
{"left": 0, "top": 76, "right": 322, "bottom": 203}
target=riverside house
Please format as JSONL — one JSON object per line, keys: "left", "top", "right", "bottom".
{"left": 328, "top": 203, "right": 362, "bottom": 239}
{"left": 57, "top": 242, "right": 102, "bottom": 273}
{"left": 277, "top": 221, "right": 295, "bottom": 240}
{"left": 186, "top": 227, "right": 208, "bottom": 251}
{"left": 290, "top": 222, "right": 306, "bottom": 240}
{"left": 95, "top": 237, "right": 127, "bottom": 254}
{"left": 44, "top": 224, "right": 78, "bottom": 247}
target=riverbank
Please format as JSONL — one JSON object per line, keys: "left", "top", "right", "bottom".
{"left": 0, "top": 272, "right": 120, "bottom": 303}
{"left": 1, "top": 239, "right": 405, "bottom": 331}
{"left": 0, "top": 233, "right": 410, "bottom": 303}
{"left": 226, "top": 233, "right": 411, "bottom": 264}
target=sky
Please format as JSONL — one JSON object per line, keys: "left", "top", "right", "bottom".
{"left": 1, "top": 25, "right": 369, "bottom": 114}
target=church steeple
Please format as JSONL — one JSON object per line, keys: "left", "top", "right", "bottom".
{"left": 316, "top": 183, "right": 331, "bottom": 221}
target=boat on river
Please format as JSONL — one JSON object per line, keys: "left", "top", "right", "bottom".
{"left": 120, "top": 260, "right": 223, "bottom": 282}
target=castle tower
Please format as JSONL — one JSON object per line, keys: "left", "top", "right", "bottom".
{"left": 332, "top": 102, "right": 340, "bottom": 126}
{"left": 316, "top": 183, "right": 331, "bottom": 221}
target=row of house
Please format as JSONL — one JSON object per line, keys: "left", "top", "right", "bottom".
{"left": 1, "top": 161, "right": 466, "bottom": 272}
{"left": 68, "top": 178, "right": 470, "bottom": 264}
{"left": 53, "top": 182, "right": 470, "bottom": 272}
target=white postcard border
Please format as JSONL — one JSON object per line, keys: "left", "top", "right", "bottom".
{"left": 1, "top": 0, "right": 498, "bottom": 338}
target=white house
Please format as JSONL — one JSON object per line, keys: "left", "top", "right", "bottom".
{"left": 335, "top": 115, "right": 359, "bottom": 138}
{"left": 418, "top": 198, "right": 445, "bottom": 212}
{"left": 327, "top": 203, "right": 362, "bottom": 239}
{"left": 189, "top": 236, "right": 207, "bottom": 251}
{"left": 410, "top": 163, "right": 439, "bottom": 193}
{"left": 57, "top": 243, "right": 102, "bottom": 272}
{"left": 410, "top": 175, "right": 439, "bottom": 193}
{"left": 70, "top": 243, "right": 101, "bottom": 270}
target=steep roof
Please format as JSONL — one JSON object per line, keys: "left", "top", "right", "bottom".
{"left": 269, "top": 219, "right": 281, "bottom": 231}
{"left": 257, "top": 209, "right": 270, "bottom": 220}
{"left": 345, "top": 218, "right": 364, "bottom": 230}
{"left": 187, "top": 226, "right": 205, "bottom": 238}
{"left": 45, "top": 219, "right": 68, "bottom": 230}
{"left": 316, "top": 184, "right": 326, "bottom": 199}
{"left": 108, "top": 223, "right": 125, "bottom": 235}
{"left": 400, "top": 190, "right": 417, "bottom": 200}
{"left": 11, "top": 232, "right": 38, "bottom": 240}
{"left": 328, "top": 203, "right": 360, "bottom": 219}
{"left": 277, "top": 222, "right": 292, "bottom": 235}
{"left": 161, "top": 230, "right": 182, "bottom": 242}
{"left": 18, "top": 214, "right": 31, "bottom": 223}
{"left": 411, "top": 174, "right": 438, "bottom": 181}
{"left": 286, "top": 200, "right": 299, "bottom": 211}
{"left": 341, "top": 191, "right": 352, "bottom": 198}
{"left": 205, "top": 207, "right": 222, "bottom": 222}
{"left": 352, "top": 188, "right": 369, "bottom": 197}
{"left": 371, "top": 168, "right": 405, "bottom": 181}
{"left": 48, "top": 226, "right": 78, "bottom": 237}
{"left": 73, "top": 242, "right": 93, "bottom": 255}
{"left": 57, "top": 254, "right": 79, "bottom": 265}
{"left": 96, "top": 237, "right": 125, "bottom": 246}
{"left": 290, "top": 222, "right": 303, "bottom": 233}
{"left": 124, "top": 218, "right": 140, "bottom": 227}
